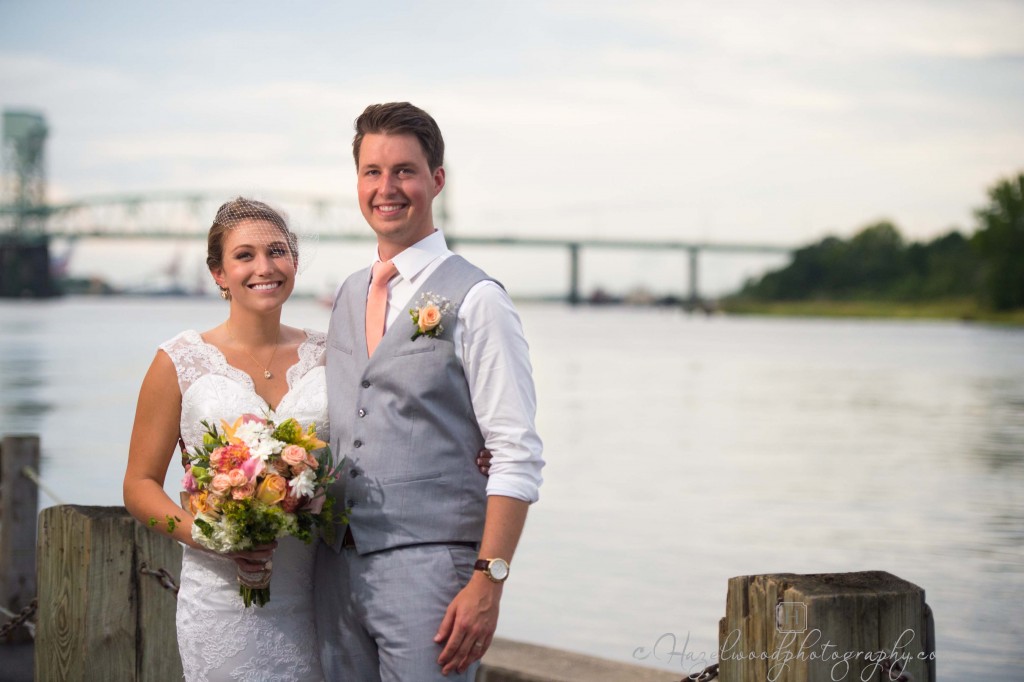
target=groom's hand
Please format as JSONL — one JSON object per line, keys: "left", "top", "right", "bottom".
{"left": 434, "top": 574, "right": 502, "bottom": 675}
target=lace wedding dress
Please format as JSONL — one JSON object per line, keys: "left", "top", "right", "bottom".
{"left": 160, "top": 329, "right": 330, "bottom": 682}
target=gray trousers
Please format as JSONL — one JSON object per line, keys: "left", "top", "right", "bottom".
{"left": 315, "top": 541, "right": 480, "bottom": 682}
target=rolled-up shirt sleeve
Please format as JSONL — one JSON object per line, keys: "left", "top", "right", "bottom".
{"left": 456, "top": 280, "right": 544, "bottom": 503}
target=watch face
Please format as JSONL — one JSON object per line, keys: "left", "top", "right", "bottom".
{"left": 490, "top": 559, "right": 509, "bottom": 581}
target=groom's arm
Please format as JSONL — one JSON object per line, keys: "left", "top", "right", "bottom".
{"left": 454, "top": 280, "right": 544, "bottom": 502}
{"left": 434, "top": 280, "right": 544, "bottom": 675}
{"left": 434, "top": 495, "right": 527, "bottom": 674}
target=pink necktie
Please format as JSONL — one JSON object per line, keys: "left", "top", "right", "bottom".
{"left": 365, "top": 260, "right": 399, "bottom": 357}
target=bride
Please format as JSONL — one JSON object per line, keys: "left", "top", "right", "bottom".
{"left": 124, "top": 197, "right": 491, "bottom": 680}
{"left": 124, "top": 197, "right": 329, "bottom": 680}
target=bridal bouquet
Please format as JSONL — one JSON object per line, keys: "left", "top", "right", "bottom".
{"left": 181, "top": 413, "right": 340, "bottom": 607}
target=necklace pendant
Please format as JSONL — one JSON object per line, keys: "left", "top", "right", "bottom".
{"left": 264, "top": 370, "right": 273, "bottom": 380}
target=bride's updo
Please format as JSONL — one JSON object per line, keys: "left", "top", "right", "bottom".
{"left": 206, "top": 197, "right": 298, "bottom": 274}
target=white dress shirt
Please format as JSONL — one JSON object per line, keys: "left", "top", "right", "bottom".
{"left": 366, "top": 228, "right": 544, "bottom": 499}
{"left": 367, "top": 230, "right": 544, "bottom": 503}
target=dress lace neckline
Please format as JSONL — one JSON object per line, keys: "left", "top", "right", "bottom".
{"left": 183, "top": 329, "right": 323, "bottom": 413}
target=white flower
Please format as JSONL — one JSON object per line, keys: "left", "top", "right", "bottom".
{"left": 235, "top": 421, "right": 271, "bottom": 447}
{"left": 192, "top": 514, "right": 239, "bottom": 553}
{"left": 249, "top": 437, "right": 282, "bottom": 462}
{"left": 289, "top": 468, "right": 316, "bottom": 498}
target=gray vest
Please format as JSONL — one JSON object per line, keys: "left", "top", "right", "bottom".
{"left": 325, "top": 255, "right": 497, "bottom": 554}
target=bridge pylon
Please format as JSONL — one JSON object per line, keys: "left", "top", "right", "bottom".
{"left": 1, "top": 109, "right": 57, "bottom": 297}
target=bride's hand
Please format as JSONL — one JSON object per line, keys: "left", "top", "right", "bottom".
{"left": 224, "top": 541, "right": 278, "bottom": 573}
{"left": 477, "top": 449, "right": 493, "bottom": 475}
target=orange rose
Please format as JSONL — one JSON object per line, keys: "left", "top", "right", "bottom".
{"left": 418, "top": 304, "right": 441, "bottom": 333}
{"left": 256, "top": 474, "right": 288, "bottom": 506}
{"left": 188, "top": 491, "right": 210, "bottom": 515}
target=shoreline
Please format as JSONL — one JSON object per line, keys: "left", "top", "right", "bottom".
{"left": 718, "top": 297, "right": 1024, "bottom": 326}
{"left": 2, "top": 637, "right": 682, "bottom": 682}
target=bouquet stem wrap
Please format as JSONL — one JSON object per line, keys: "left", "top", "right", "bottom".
{"left": 237, "top": 564, "right": 273, "bottom": 608}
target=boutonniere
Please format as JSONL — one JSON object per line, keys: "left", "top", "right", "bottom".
{"left": 409, "top": 292, "right": 452, "bottom": 341}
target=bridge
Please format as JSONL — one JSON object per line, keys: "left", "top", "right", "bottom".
{"left": 1, "top": 191, "right": 794, "bottom": 303}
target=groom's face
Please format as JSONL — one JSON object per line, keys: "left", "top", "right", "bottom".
{"left": 357, "top": 133, "right": 445, "bottom": 256}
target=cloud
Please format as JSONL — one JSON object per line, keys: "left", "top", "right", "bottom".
{"left": 580, "top": 0, "right": 1024, "bottom": 60}
{"left": 2, "top": 1, "right": 1021, "bottom": 251}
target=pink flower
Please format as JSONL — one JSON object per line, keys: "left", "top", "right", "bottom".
{"left": 232, "top": 482, "right": 256, "bottom": 500}
{"left": 213, "top": 444, "right": 251, "bottom": 474}
{"left": 227, "top": 468, "right": 248, "bottom": 488}
{"left": 281, "top": 495, "right": 301, "bottom": 513}
{"left": 210, "top": 447, "right": 226, "bottom": 469}
{"left": 210, "top": 473, "right": 232, "bottom": 496}
{"left": 181, "top": 465, "right": 198, "bottom": 493}
{"left": 281, "top": 445, "right": 307, "bottom": 467}
{"left": 240, "top": 413, "right": 267, "bottom": 425}
{"left": 240, "top": 456, "right": 265, "bottom": 482}
{"left": 304, "top": 453, "right": 320, "bottom": 470}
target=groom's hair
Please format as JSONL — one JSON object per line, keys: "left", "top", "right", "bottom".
{"left": 352, "top": 102, "right": 445, "bottom": 171}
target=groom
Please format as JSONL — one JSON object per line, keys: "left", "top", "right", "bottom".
{"left": 316, "top": 102, "right": 544, "bottom": 681}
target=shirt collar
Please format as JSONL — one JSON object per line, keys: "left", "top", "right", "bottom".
{"left": 372, "top": 230, "right": 448, "bottom": 282}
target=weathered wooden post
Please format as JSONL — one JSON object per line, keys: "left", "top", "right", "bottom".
{"left": 1, "top": 435, "right": 39, "bottom": 644}
{"left": 35, "top": 505, "right": 183, "bottom": 681}
{"left": 719, "top": 572, "right": 935, "bottom": 682}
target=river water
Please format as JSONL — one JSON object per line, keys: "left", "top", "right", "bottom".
{"left": 1, "top": 298, "right": 1022, "bottom": 679}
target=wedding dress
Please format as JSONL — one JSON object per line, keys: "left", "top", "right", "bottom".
{"left": 160, "top": 329, "right": 330, "bottom": 682}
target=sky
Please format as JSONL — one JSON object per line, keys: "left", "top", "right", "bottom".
{"left": 1, "top": 0, "right": 1023, "bottom": 296}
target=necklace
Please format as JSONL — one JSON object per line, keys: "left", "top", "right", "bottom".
{"left": 226, "top": 320, "right": 281, "bottom": 380}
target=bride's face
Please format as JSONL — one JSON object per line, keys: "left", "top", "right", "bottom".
{"left": 212, "top": 220, "right": 297, "bottom": 311}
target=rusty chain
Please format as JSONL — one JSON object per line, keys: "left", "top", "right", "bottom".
{"left": 678, "top": 656, "right": 914, "bottom": 682}
{"left": 880, "top": 657, "right": 914, "bottom": 682}
{"left": 685, "top": 663, "right": 719, "bottom": 681}
{"left": 0, "top": 561, "right": 177, "bottom": 641}
{"left": 139, "top": 562, "right": 179, "bottom": 596}
{"left": 0, "top": 598, "right": 37, "bottom": 640}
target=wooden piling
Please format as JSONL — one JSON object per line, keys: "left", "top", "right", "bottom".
{"left": 35, "top": 505, "right": 183, "bottom": 681}
{"left": 0, "top": 435, "right": 39, "bottom": 644}
{"left": 719, "top": 571, "right": 935, "bottom": 682}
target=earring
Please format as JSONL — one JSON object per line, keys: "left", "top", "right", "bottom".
{"left": 220, "top": 287, "right": 230, "bottom": 300}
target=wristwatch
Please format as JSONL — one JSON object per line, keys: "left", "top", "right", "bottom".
{"left": 474, "top": 557, "right": 510, "bottom": 583}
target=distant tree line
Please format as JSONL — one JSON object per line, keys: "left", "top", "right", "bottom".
{"left": 735, "top": 172, "right": 1024, "bottom": 310}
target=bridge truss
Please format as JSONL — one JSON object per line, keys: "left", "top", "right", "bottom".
{"left": 1, "top": 191, "right": 793, "bottom": 303}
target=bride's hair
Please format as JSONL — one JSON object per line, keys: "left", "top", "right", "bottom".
{"left": 206, "top": 197, "right": 299, "bottom": 276}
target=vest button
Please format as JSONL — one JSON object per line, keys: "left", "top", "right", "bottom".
{"left": 361, "top": 380, "right": 371, "bottom": 388}
{"left": 354, "top": 440, "right": 363, "bottom": 448}
{"left": 358, "top": 409, "right": 366, "bottom": 418}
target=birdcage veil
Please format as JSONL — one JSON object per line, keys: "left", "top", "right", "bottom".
{"left": 206, "top": 197, "right": 320, "bottom": 294}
